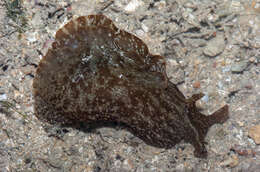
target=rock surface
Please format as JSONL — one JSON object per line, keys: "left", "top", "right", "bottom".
{"left": 0, "top": 0, "right": 259, "bottom": 171}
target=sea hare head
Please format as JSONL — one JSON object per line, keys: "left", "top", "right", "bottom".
{"left": 33, "top": 14, "right": 229, "bottom": 158}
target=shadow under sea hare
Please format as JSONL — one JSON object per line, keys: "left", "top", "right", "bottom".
{"left": 33, "top": 14, "right": 229, "bottom": 158}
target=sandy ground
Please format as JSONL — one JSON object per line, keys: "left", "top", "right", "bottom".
{"left": 0, "top": 0, "right": 260, "bottom": 171}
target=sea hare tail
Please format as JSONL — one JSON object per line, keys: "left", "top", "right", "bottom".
{"left": 207, "top": 105, "right": 229, "bottom": 127}
{"left": 186, "top": 100, "right": 229, "bottom": 158}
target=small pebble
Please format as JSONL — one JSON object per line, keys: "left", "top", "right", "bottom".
{"left": 220, "top": 155, "right": 239, "bottom": 167}
{"left": 231, "top": 60, "right": 249, "bottom": 73}
{"left": 203, "top": 35, "right": 225, "bottom": 57}
{"left": 0, "top": 93, "right": 7, "bottom": 101}
{"left": 193, "top": 81, "right": 200, "bottom": 88}
{"left": 124, "top": 0, "right": 144, "bottom": 12}
{"left": 248, "top": 125, "right": 260, "bottom": 144}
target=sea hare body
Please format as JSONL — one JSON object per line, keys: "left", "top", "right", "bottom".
{"left": 33, "top": 15, "right": 229, "bottom": 158}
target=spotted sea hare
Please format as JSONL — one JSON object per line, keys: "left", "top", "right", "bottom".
{"left": 33, "top": 14, "right": 229, "bottom": 158}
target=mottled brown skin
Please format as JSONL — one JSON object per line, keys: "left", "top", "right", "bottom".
{"left": 33, "top": 15, "right": 229, "bottom": 158}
